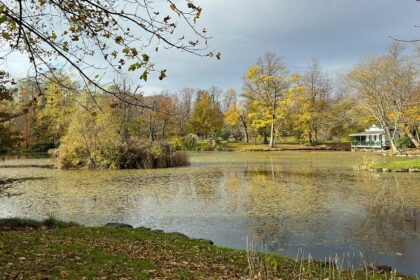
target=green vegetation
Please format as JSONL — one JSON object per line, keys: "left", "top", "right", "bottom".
{"left": 225, "top": 142, "right": 350, "bottom": 152}
{"left": 52, "top": 93, "right": 189, "bottom": 169}
{"left": 0, "top": 218, "right": 411, "bottom": 280}
{"left": 395, "top": 137, "right": 416, "bottom": 149}
{"left": 226, "top": 143, "right": 306, "bottom": 151}
{"left": 170, "top": 135, "right": 228, "bottom": 151}
{"left": 375, "top": 158, "right": 420, "bottom": 171}
{"left": 2, "top": 45, "right": 419, "bottom": 162}
{"left": 57, "top": 140, "right": 189, "bottom": 169}
{"left": 188, "top": 90, "right": 224, "bottom": 138}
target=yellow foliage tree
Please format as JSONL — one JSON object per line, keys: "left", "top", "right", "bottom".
{"left": 188, "top": 90, "right": 224, "bottom": 138}
{"left": 244, "top": 52, "right": 298, "bottom": 146}
{"left": 293, "top": 60, "right": 331, "bottom": 144}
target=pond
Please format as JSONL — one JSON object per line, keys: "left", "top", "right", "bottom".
{"left": 1, "top": 151, "right": 419, "bottom": 275}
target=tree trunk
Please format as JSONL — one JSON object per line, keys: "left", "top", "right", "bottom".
{"left": 240, "top": 115, "right": 249, "bottom": 143}
{"left": 389, "top": 140, "right": 399, "bottom": 154}
{"left": 263, "top": 129, "right": 268, "bottom": 145}
{"left": 149, "top": 116, "right": 154, "bottom": 142}
{"left": 243, "top": 126, "right": 249, "bottom": 143}
{"left": 383, "top": 126, "right": 400, "bottom": 154}
{"left": 269, "top": 89, "right": 278, "bottom": 148}
{"left": 162, "top": 120, "right": 167, "bottom": 140}
{"left": 269, "top": 114, "right": 275, "bottom": 147}
{"left": 404, "top": 125, "right": 420, "bottom": 148}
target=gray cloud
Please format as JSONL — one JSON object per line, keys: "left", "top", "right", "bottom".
{"left": 4, "top": 0, "right": 419, "bottom": 94}
{"left": 145, "top": 0, "right": 419, "bottom": 93}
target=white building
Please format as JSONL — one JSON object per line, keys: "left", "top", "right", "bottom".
{"left": 349, "top": 124, "right": 400, "bottom": 150}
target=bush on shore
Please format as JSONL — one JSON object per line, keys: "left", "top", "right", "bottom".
{"left": 395, "top": 137, "right": 415, "bottom": 149}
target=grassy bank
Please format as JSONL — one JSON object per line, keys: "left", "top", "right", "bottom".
{"left": 225, "top": 142, "right": 350, "bottom": 152}
{"left": 375, "top": 158, "right": 420, "bottom": 171}
{"left": 0, "top": 218, "right": 412, "bottom": 279}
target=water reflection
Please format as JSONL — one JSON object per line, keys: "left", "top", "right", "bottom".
{"left": 0, "top": 152, "right": 419, "bottom": 275}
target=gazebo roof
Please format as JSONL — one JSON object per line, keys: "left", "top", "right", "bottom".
{"left": 349, "top": 131, "right": 384, "bottom": 137}
{"left": 349, "top": 124, "right": 384, "bottom": 137}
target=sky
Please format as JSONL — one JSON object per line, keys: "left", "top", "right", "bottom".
{"left": 3, "top": 0, "right": 420, "bottom": 95}
{"left": 145, "top": 0, "right": 420, "bottom": 94}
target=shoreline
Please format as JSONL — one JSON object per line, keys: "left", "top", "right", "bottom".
{"left": 0, "top": 218, "right": 413, "bottom": 279}
{"left": 371, "top": 158, "right": 420, "bottom": 173}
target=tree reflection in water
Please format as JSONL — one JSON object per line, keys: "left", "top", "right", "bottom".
{"left": 1, "top": 152, "right": 419, "bottom": 275}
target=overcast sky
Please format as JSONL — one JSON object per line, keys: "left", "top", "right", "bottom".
{"left": 4, "top": 0, "right": 420, "bottom": 94}
{"left": 146, "top": 0, "right": 420, "bottom": 94}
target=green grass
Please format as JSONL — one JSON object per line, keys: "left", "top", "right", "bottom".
{"left": 376, "top": 158, "right": 420, "bottom": 170}
{"left": 0, "top": 218, "right": 413, "bottom": 279}
{"left": 225, "top": 143, "right": 307, "bottom": 151}
{"left": 225, "top": 142, "right": 350, "bottom": 152}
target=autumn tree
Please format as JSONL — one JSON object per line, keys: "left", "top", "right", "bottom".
{"left": 174, "top": 88, "right": 195, "bottom": 136}
{"left": 0, "top": 70, "right": 18, "bottom": 123}
{"left": 401, "top": 87, "right": 420, "bottom": 147}
{"left": 0, "top": 70, "right": 21, "bottom": 153}
{"left": 346, "top": 44, "right": 418, "bottom": 153}
{"left": 58, "top": 92, "right": 136, "bottom": 168}
{"left": 208, "top": 86, "right": 223, "bottom": 109}
{"left": 223, "top": 88, "right": 249, "bottom": 142}
{"left": 244, "top": 52, "right": 294, "bottom": 147}
{"left": 246, "top": 98, "right": 271, "bottom": 144}
{"left": 33, "top": 74, "right": 78, "bottom": 144}
{"left": 223, "top": 88, "right": 238, "bottom": 113}
{"left": 326, "top": 93, "right": 366, "bottom": 142}
{"left": 225, "top": 99, "right": 249, "bottom": 143}
{"left": 107, "top": 78, "right": 143, "bottom": 144}
{"left": 296, "top": 60, "right": 331, "bottom": 144}
{"left": 188, "top": 90, "right": 223, "bottom": 138}
{"left": 142, "top": 93, "right": 177, "bottom": 141}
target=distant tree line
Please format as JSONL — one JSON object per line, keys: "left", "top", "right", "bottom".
{"left": 0, "top": 43, "right": 419, "bottom": 160}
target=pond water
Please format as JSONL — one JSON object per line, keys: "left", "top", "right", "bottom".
{"left": 1, "top": 152, "right": 419, "bottom": 275}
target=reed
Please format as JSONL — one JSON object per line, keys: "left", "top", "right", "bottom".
{"left": 245, "top": 238, "right": 409, "bottom": 280}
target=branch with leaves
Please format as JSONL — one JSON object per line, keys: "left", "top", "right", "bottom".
{"left": 0, "top": 0, "right": 220, "bottom": 109}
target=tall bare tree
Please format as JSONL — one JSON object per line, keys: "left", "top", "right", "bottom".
{"left": 174, "top": 88, "right": 195, "bottom": 136}
{"left": 347, "top": 44, "right": 419, "bottom": 153}
{"left": 300, "top": 59, "right": 331, "bottom": 143}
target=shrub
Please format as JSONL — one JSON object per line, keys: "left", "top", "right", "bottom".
{"left": 395, "top": 137, "right": 415, "bottom": 149}
{"left": 0, "top": 125, "right": 21, "bottom": 155}
{"left": 170, "top": 134, "right": 199, "bottom": 151}
{"left": 181, "top": 134, "right": 199, "bottom": 150}
{"left": 170, "top": 134, "right": 230, "bottom": 151}
{"left": 353, "top": 155, "right": 378, "bottom": 171}
{"left": 171, "top": 151, "right": 190, "bottom": 167}
{"left": 219, "top": 127, "right": 231, "bottom": 140}
{"left": 29, "top": 142, "right": 58, "bottom": 153}
{"left": 54, "top": 100, "right": 190, "bottom": 170}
